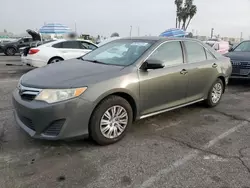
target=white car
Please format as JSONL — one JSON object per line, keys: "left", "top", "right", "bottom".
{"left": 21, "top": 39, "right": 98, "bottom": 68}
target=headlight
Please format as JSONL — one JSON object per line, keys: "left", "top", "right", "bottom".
{"left": 17, "top": 75, "right": 23, "bottom": 89}
{"left": 35, "top": 87, "right": 87, "bottom": 103}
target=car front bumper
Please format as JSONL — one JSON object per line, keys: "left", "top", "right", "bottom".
{"left": 230, "top": 75, "right": 250, "bottom": 79}
{"left": 12, "top": 88, "right": 94, "bottom": 140}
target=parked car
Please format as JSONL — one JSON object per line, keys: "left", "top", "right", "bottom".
{"left": 13, "top": 37, "right": 232, "bottom": 145}
{"left": 224, "top": 40, "right": 250, "bottom": 79}
{"left": 21, "top": 39, "right": 98, "bottom": 67}
{"left": 204, "top": 40, "right": 230, "bottom": 54}
{"left": 0, "top": 29, "right": 41, "bottom": 56}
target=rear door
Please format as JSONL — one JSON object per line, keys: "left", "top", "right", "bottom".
{"left": 57, "top": 41, "right": 84, "bottom": 59}
{"left": 183, "top": 41, "right": 219, "bottom": 102}
{"left": 139, "top": 41, "right": 189, "bottom": 116}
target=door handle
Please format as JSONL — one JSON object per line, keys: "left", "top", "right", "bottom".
{"left": 180, "top": 69, "right": 188, "bottom": 75}
{"left": 212, "top": 63, "right": 218, "bottom": 68}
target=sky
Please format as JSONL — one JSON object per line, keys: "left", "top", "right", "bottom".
{"left": 0, "top": 0, "right": 250, "bottom": 38}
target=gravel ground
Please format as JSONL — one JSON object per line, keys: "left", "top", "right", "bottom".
{"left": 0, "top": 55, "right": 250, "bottom": 188}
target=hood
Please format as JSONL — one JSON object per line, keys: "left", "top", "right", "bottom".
{"left": 21, "top": 59, "right": 124, "bottom": 88}
{"left": 224, "top": 51, "right": 250, "bottom": 61}
{"left": 26, "top": 29, "right": 41, "bottom": 41}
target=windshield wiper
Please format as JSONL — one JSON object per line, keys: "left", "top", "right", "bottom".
{"left": 81, "top": 58, "right": 107, "bottom": 65}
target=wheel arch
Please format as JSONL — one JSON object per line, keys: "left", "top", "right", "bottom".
{"left": 47, "top": 56, "right": 64, "bottom": 64}
{"left": 90, "top": 90, "right": 139, "bottom": 122}
{"left": 217, "top": 75, "right": 226, "bottom": 93}
{"left": 4, "top": 45, "right": 18, "bottom": 53}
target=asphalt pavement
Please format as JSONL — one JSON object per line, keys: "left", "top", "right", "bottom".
{"left": 0, "top": 54, "right": 250, "bottom": 188}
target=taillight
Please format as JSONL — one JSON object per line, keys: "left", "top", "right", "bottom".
{"left": 28, "top": 48, "right": 39, "bottom": 55}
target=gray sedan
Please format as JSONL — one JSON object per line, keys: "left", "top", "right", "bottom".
{"left": 12, "top": 37, "right": 232, "bottom": 145}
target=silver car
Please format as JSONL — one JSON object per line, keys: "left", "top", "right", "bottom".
{"left": 12, "top": 37, "right": 232, "bottom": 145}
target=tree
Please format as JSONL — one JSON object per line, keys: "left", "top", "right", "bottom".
{"left": 174, "top": 0, "right": 197, "bottom": 31}
{"left": 111, "top": 32, "right": 119, "bottom": 37}
{"left": 185, "top": 4, "right": 197, "bottom": 30}
{"left": 175, "top": 0, "right": 183, "bottom": 28}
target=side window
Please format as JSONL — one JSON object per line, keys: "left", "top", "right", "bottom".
{"left": 80, "top": 42, "right": 97, "bottom": 50}
{"left": 52, "top": 42, "right": 63, "bottom": 48}
{"left": 23, "top": 38, "right": 30, "bottom": 43}
{"left": 214, "top": 43, "right": 219, "bottom": 50}
{"left": 149, "top": 41, "right": 183, "bottom": 66}
{"left": 184, "top": 41, "right": 206, "bottom": 63}
{"left": 61, "top": 41, "right": 80, "bottom": 49}
{"left": 205, "top": 49, "right": 215, "bottom": 60}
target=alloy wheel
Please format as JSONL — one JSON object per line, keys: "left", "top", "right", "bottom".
{"left": 100, "top": 105, "right": 128, "bottom": 139}
{"left": 50, "top": 58, "right": 61, "bottom": 64}
{"left": 211, "top": 83, "right": 222, "bottom": 104}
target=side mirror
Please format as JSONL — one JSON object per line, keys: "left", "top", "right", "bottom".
{"left": 19, "top": 40, "right": 24, "bottom": 44}
{"left": 228, "top": 47, "right": 233, "bottom": 52}
{"left": 141, "top": 59, "right": 165, "bottom": 70}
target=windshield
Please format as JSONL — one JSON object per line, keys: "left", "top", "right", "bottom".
{"left": 233, "top": 41, "right": 250, "bottom": 52}
{"left": 81, "top": 39, "right": 155, "bottom": 66}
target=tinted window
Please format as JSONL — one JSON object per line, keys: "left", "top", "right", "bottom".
{"left": 149, "top": 41, "right": 183, "bottom": 66}
{"left": 52, "top": 42, "right": 62, "bottom": 48}
{"left": 234, "top": 41, "right": 250, "bottom": 52}
{"left": 184, "top": 41, "right": 206, "bottom": 63}
{"left": 23, "top": 38, "right": 31, "bottom": 43}
{"left": 62, "top": 41, "right": 80, "bottom": 49}
{"left": 80, "top": 41, "right": 97, "bottom": 50}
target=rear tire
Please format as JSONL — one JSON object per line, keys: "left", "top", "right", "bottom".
{"left": 89, "top": 96, "right": 133, "bottom": 145}
{"left": 205, "top": 78, "right": 224, "bottom": 107}
{"left": 5, "top": 47, "right": 16, "bottom": 56}
{"left": 48, "top": 57, "right": 63, "bottom": 64}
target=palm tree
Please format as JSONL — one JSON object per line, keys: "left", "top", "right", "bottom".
{"left": 185, "top": 5, "right": 197, "bottom": 30}
{"left": 180, "top": 0, "right": 197, "bottom": 31}
{"left": 175, "top": 0, "right": 183, "bottom": 28}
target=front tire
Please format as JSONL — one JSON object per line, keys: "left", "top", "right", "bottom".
{"left": 89, "top": 96, "right": 133, "bottom": 145}
{"left": 205, "top": 78, "right": 224, "bottom": 107}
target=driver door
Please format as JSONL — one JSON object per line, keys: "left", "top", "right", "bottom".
{"left": 138, "top": 41, "right": 189, "bottom": 116}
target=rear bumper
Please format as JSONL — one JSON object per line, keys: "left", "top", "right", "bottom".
{"left": 12, "top": 88, "right": 95, "bottom": 140}
{"left": 21, "top": 57, "right": 47, "bottom": 67}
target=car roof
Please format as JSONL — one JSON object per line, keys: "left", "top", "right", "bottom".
{"left": 119, "top": 36, "right": 202, "bottom": 43}
{"left": 39, "top": 38, "right": 97, "bottom": 47}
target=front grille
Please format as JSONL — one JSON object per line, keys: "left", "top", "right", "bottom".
{"left": 231, "top": 60, "right": 250, "bottom": 75}
{"left": 43, "top": 119, "right": 65, "bottom": 136}
{"left": 18, "top": 85, "right": 41, "bottom": 101}
{"left": 21, "top": 94, "right": 36, "bottom": 101}
{"left": 19, "top": 114, "right": 35, "bottom": 131}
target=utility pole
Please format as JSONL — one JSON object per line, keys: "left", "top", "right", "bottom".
{"left": 75, "top": 22, "right": 77, "bottom": 33}
{"left": 138, "top": 26, "right": 140, "bottom": 36}
{"left": 129, "top": 26, "right": 132, "bottom": 37}
{"left": 211, "top": 28, "right": 214, "bottom": 39}
{"left": 240, "top": 32, "right": 243, "bottom": 42}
